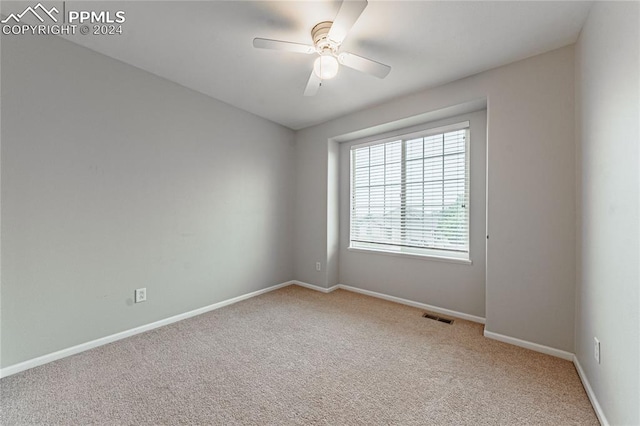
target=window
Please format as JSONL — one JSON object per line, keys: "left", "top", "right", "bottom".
{"left": 350, "top": 121, "right": 470, "bottom": 260}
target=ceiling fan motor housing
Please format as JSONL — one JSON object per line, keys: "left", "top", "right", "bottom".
{"left": 311, "top": 21, "right": 338, "bottom": 55}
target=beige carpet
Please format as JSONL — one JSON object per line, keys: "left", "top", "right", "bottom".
{"left": 1, "top": 286, "right": 597, "bottom": 425}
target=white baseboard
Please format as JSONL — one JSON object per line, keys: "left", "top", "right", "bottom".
{"left": 291, "top": 281, "right": 486, "bottom": 324}
{"left": 291, "top": 280, "right": 338, "bottom": 293}
{"left": 483, "top": 330, "right": 574, "bottom": 361}
{"left": 573, "top": 355, "right": 609, "bottom": 426}
{"left": 336, "top": 283, "right": 486, "bottom": 324}
{"left": 0, "top": 280, "right": 295, "bottom": 379}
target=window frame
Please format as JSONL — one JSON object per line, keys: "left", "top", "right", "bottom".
{"left": 348, "top": 121, "right": 472, "bottom": 264}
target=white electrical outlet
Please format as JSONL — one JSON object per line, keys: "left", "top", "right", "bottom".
{"left": 594, "top": 337, "right": 600, "bottom": 364}
{"left": 316, "top": 262, "right": 321, "bottom": 271}
{"left": 135, "top": 288, "right": 147, "bottom": 303}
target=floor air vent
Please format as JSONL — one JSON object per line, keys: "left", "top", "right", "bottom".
{"left": 422, "top": 313, "right": 454, "bottom": 324}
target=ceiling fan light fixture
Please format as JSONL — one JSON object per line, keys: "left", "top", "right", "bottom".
{"left": 313, "top": 54, "right": 339, "bottom": 80}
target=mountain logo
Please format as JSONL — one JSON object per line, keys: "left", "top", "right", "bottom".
{"left": 1, "top": 3, "right": 59, "bottom": 24}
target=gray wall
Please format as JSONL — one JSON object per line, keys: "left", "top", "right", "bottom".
{"left": 1, "top": 34, "right": 295, "bottom": 367}
{"left": 575, "top": 2, "right": 640, "bottom": 424}
{"left": 338, "top": 111, "right": 486, "bottom": 318}
{"left": 294, "top": 46, "right": 576, "bottom": 352}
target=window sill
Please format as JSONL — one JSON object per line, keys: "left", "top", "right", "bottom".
{"left": 347, "top": 246, "right": 472, "bottom": 265}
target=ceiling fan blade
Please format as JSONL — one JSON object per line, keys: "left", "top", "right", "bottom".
{"left": 338, "top": 52, "right": 391, "bottom": 79}
{"left": 304, "top": 71, "right": 321, "bottom": 96}
{"left": 253, "top": 38, "right": 315, "bottom": 54}
{"left": 327, "top": 0, "right": 368, "bottom": 44}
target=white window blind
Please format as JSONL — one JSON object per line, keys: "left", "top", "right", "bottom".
{"left": 350, "top": 122, "right": 470, "bottom": 258}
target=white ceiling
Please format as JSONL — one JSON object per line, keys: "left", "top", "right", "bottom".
{"left": 2, "top": 1, "right": 593, "bottom": 129}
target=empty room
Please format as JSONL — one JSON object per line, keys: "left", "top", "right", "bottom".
{"left": 1, "top": 1, "right": 638, "bottom": 424}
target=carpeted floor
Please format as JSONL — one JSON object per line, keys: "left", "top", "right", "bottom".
{"left": 1, "top": 285, "right": 598, "bottom": 425}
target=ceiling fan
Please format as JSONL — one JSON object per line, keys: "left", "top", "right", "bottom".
{"left": 253, "top": 0, "right": 391, "bottom": 96}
